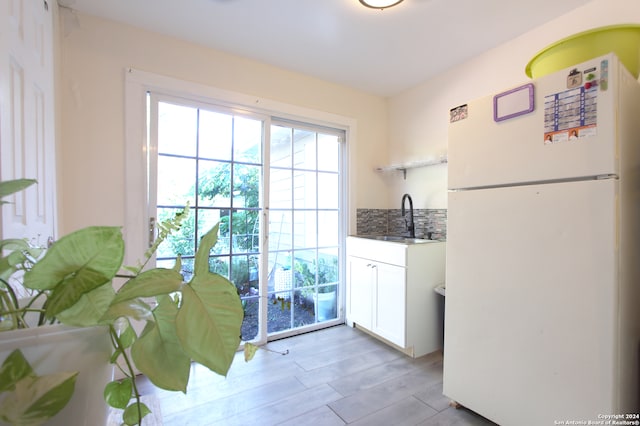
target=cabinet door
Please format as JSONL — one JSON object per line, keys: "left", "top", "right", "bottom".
{"left": 373, "top": 262, "right": 406, "bottom": 347}
{"left": 346, "top": 256, "right": 373, "bottom": 329}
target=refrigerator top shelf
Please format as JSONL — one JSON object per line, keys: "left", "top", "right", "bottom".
{"left": 376, "top": 156, "right": 447, "bottom": 179}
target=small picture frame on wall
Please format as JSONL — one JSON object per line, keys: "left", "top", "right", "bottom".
{"left": 449, "top": 104, "right": 468, "bottom": 123}
{"left": 493, "top": 83, "right": 535, "bottom": 122}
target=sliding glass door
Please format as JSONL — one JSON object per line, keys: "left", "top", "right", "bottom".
{"left": 148, "top": 93, "right": 344, "bottom": 344}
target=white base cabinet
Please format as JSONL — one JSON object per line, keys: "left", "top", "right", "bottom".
{"left": 346, "top": 236, "right": 446, "bottom": 357}
{"left": 346, "top": 256, "right": 374, "bottom": 330}
{"left": 373, "top": 261, "right": 406, "bottom": 346}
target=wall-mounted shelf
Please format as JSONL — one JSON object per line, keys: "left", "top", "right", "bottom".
{"left": 375, "top": 157, "right": 448, "bottom": 179}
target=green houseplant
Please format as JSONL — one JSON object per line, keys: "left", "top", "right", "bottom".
{"left": 0, "top": 179, "right": 245, "bottom": 425}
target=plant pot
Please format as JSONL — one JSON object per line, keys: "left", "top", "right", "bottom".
{"left": 0, "top": 324, "right": 113, "bottom": 426}
{"left": 314, "top": 291, "right": 337, "bottom": 322}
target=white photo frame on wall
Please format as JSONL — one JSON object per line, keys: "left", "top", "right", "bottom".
{"left": 493, "top": 83, "right": 535, "bottom": 122}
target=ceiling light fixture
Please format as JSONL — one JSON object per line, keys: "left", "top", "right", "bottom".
{"left": 359, "top": 0, "right": 404, "bottom": 9}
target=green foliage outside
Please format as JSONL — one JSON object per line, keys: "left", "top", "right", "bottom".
{"left": 159, "top": 162, "right": 260, "bottom": 289}
{"left": 294, "top": 255, "right": 338, "bottom": 296}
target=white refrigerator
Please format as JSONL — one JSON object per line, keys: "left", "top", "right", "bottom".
{"left": 444, "top": 53, "right": 640, "bottom": 425}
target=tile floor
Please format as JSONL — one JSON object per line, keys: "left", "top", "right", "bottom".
{"left": 134, "top": 325, "right": 496, "bottom": 425}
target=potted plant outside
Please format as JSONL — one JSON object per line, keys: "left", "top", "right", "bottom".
{"left": 0, "top": 179, "right": 245, "bottom": 425}
{"left": 315, "top": 257, "right": 338, "bottom": 322}
{"left": 294, "top": 257, "right": 338, "bottom": 322}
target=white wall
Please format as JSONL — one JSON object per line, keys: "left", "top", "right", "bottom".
{"left": 58, "top": 0, "right": 640, "bottom": 234}
{"left": 387, "top": 0, "right": 640, "bottom": 210}
{"left": 57, "top": 9, "right": 389, "bottom": 237}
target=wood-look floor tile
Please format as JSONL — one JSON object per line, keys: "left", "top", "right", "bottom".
{"left": 265, "top": 325, "right": 368, "bottom": 355}
{"left": 292, "top": 333, "right": 391, "bottom": 371}
{"left": 296, "top": 345, "right": 402, "bottom": 389}
{"left": 328, "top": 352, "right": 439, "bottom": 397}
{"left": 134, "top": 325, "right": 495, "bottom": 426}
{"left": 161, "top": 376, "right": 307, "bottom": 425}
{"left": 414, "top": 381, "right": 451, "bottom": 412}
{"left": 416, "top": 407, "right": 498, "bottom": 426}
{"left": 328, "top": 365, "right": 444, "bottom": 423}
{"left": 156, "top": 360, "right": 307, "bottom": 417}
{"left": 208, "top": 384, "right": 343, "bottom": 426}
{"left": 348, "top": 395, "right": 439, "bottom": 426}
{"left": 277, "top": 405, "right": 347, "bottom": 426}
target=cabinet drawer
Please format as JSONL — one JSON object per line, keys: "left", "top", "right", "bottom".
{"left": 346, "top": 237, "right": 407, "bottom": 266}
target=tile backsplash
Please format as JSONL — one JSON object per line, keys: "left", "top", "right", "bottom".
{"left": 356, "top": 208, "right": 447, "bottom": 241}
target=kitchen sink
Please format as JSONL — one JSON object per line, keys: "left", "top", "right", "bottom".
{"left": 372, "top": 235, "right": 406, "bottom": 241}
{"left": 401, "top": 238, "right": 438, "bottom": 244}
{"left": 355, "top": 235, "right": 438, "bottom": 244}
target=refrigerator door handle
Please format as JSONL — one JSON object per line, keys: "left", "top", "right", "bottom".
{"left": 595, "top": 173, "right": 618, "bottom": 180}
{"left": 450, "top": 174, "right": 619, "bottom": 191}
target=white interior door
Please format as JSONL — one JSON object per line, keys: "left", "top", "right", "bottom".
{"left": 444, "top": 178, "right": 618, "bottom": 425}
{"left": 0, "top": 0, "right": 57, "bottom": 244}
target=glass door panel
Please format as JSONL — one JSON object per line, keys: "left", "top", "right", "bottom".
{"left": 267, "top": 123, "right": 342, "bottom": 336}
{"left": 152, "top": 96, "right": 263, "bottom": 343}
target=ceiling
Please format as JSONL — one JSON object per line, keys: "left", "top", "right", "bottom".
{"left": 58, "top": 0, "right": 593, "bottom": 97}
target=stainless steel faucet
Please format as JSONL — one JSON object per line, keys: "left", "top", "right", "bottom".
{"left": 401, "top": 193, "right": 415, "bottom": 238}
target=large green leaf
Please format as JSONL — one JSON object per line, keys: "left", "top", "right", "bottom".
{"left": 123, "top": 401, "right": 150, "bottom": 426}
{"left": 0, "top": 240, "right": 41, "bottom": 282}
{"left": 131, "top": 296, "right": 191, "bottom": 392}
{"left": 0, "top": 292, "right": 18, "bottom": 331}
{"left": 0, "top": 179, "right": 37, "bottom": 203}
{"left": 55, "top": 283, "right": 115, "bottom": 327}
{"left": 243, "top": 343, "right": 259, "bottom": 362}
{"left": 176, "top": 225, "right": 243, "bottom": 377}
{"left": 0, "top": 238, "right": 32, "bottom": 252}
{"left": 193, "top": 224, "right": 219, "bottom": 276}
{"left": 109, "top": 320, "right": 134, "bottom": 364}
{"left": 104, "top": 378, "right": 133, "bottom": 410}
{"left": 23, "top": 227, "right": 124, "bottom": 318}
{"left": 112, "top": 268, "right": 183, "bottom": 305}
{"left": 118, "top": 322, "right": 137, "bottom": 349}
{"left": 0, "top": 350, "right": 33, "bottom": 393}
{"left": 178, "top": 277, "right": 242, "bottom": 376}
{"left": 101, "top": 298, "right": 153, "bottom": 324}
{"left": 0, "top": 372, "right": 77, "bottom": 426}
{"left": 1, "top": 251, "right": 28, "bottom": 281}
{"left": 0, "top": 255, "right": 17, "bottom": 282}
